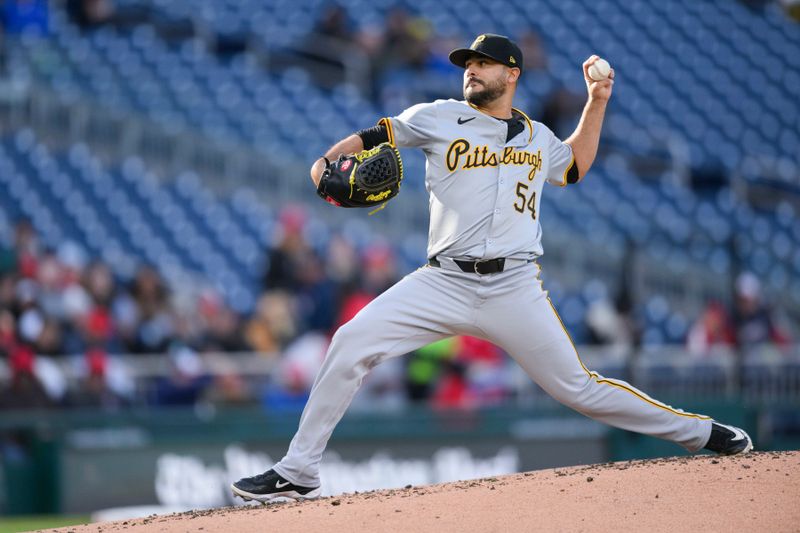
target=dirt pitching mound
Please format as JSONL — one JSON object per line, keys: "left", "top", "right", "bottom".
{"left": 47, "top": 451, "right": 799, "bottom": 533}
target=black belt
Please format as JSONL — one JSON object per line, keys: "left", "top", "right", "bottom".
{"left": 428, "top": 256, "right": 506, "bottom": 275}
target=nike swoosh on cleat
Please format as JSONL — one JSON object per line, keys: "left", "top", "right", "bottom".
{"left": 729, "top": 427, "right": 745, "bottom": 441}
{"left": 457, "top": 117, "right": 476, "bottom": 124}
{"left": 275, "top": 480, "right": 290, "bottom": 488}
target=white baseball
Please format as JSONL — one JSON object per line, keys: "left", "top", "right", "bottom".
{"left": 587, "top": 58, "right": 611, "bottom": 81}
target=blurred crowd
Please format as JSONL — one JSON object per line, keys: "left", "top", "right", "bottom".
{"left": 685, "top": 273, "right": 792, "bottom": 357}
{"left": 0, "top": 209, "right": 515, "bottom": 412}
{"left": 295, "top": 4, "right": 553, "bottom": 113}
{"left": 581, "top": 271, "right": 793, "bottom": 359}
{"left": 1, "top": 204, "right": 794, "bottom": 414}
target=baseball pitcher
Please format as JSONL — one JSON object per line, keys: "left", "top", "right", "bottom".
{"left": 232, "top": 33, "right": 752, "bottom": 503}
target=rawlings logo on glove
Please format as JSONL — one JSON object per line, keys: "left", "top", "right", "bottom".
{"left": 316, "top": 143, "right": 403, "bottom": 211}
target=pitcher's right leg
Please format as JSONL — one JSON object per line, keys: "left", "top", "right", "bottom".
{"left": 233, "top": 266, "right": 476, "bottom": 501}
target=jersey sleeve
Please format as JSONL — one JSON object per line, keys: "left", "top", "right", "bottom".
{"left": 544, "top": 127, "right": 578, "bottom": 187}
{"left": 378, "top": 102, "right": 439, "bottom": 149}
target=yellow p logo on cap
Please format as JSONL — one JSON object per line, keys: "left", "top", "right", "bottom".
{"left": 471, "top": 35, "right": 486, "bottom": 48}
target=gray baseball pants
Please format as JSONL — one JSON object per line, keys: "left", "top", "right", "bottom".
{"left": 274, "top": 261, "right": 713, "bottom": 486}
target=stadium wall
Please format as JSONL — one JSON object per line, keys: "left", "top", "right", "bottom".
{"left": 0, "top": 401, "right": 785, "bottom": 515}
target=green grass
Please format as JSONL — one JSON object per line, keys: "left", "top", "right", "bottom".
{"left": 0, "top": 515, "right": 91, "bottom": 533}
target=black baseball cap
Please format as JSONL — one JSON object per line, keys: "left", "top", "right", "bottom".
{"left": 449, "top": 33, "right": 523, "bottom": 71}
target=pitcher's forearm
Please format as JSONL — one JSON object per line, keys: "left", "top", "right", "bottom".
{"left": 310, "top": 134, "right": 365, "bottom": 187}
{"left": 565, "top": 97, "right": 607, "bottom": 179}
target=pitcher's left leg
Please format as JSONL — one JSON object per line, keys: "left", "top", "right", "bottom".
{"left": 478, "top": 265, "right": 712, "bottom": 451}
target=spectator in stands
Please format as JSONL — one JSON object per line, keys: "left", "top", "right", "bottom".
{"left": 334, "top": 279, "right": 373, "bottom": 330}
{"left": 379, "top": 8, "right": 431, "bottom": 72}
{"left": 0, "top": 309, "right": 17, "bottom": 355}
{"left": 588, "top": 242, "right": 641, "bottom": 353}
{"left": 432, "top": 360, "right": 475, "bottom": 410}
{"left": 66, "top": 0, "right": 115, "bottom": 29}
{"left": 406, "top": 337, "right": 456, "bottom": 402}
{"left": 33, "top": 317, "right": 63, "bottom": 357}
{"left": 84, "top": 261, "right": 115, "bottom": 309}
{"left": 77, "top": 260, "right": 123, "bottom": 353}
{"left": 371, "top": 8, "right": 433, "bottom": 107}
{"left": 260, "top": 205, "right": 339, "bottom": 339}
{"left": 151, "top": 346, "right": 212, "bottom": 406}
{"left": 294, "top": 252, "right": 336, "bottom": 334}
{"left": 539, "top": 85, "right": 585, "bottom": 139}
{"left": 297, "top": 4, "right": 358, "bottom": 88}
{"left": 14, "top": 279, "right": 41, "bottom": 343}
{"left": 362, "top": 241, "right": 397, "bottom": 295}
{"left": 455, "top": 336, "right": 509, "bottom": 405}
{"left": 56, "top": 261, "right": 90, "bottom": 354}
{"left": 686, "top": 300, "right": 736, "bottom": 357}
{"left": 312, "top": 4, "right": 352, "bottom": 43}
{"left": 325, "top": 234, "right": 359, "bottom": 288}
{"left": 35, "top": 249, "right": 66, "bottom": 319}
{"left": 244, "top": 291, "right": 297, "bottom": 354}
{"left": 63, "top": 348, "right": 127, "bottom": 410}
{"left": 261, "top": 332, "right": 328, "bottom": 412}
{"left": 263, "top": 206, "right": 314, "bottom": 291}
{"left": 407, "top": 335, "right": 508, "bottom": 407}
{"left": 733, "top": 272, "right": 791, "bottom": 348}
{"left": 198, "top": 294, "right": 248, "bottom": 353}
{"left": 585, "top": 297, "right": 636, "bottom": 352}
{"left": 0, "top": 274, "right": 16, "bottom": 312}
{"left": 262, "top": 363, "right": 311, "bottom": 413}
{"left": 325, "top": 234, "right": 361, "bottom": 322}
{"left": 128, "top": 264, "right": 174, "bottom": 354}
{"left": 111, "top": 284, "right": 139, "bottom": 354}
{"left": 10, "top": 218, "right": 40, "bottom": 279}
{"left": 0, "top": 344, "right": 52, "bottom": 410}
{"left": 326, "top": 241, "right": 399, "bottom": 335}
{"left": 204, "top": 371, "right": 252, "bottom": 406}
{"left": 781, "top": 0, "right": 800, "bottom": 20}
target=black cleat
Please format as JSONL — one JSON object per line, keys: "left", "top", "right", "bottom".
{"left": 704, "top": 422, "right": 754, "bottom": 456}
{"left": 231, "top": 469, "right": 321, "bottom": 503}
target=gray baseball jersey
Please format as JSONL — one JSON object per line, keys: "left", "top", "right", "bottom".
{"left": 270, "top": 99, "right": 713, "bottom": 491}
{"left": 380, "top": 99, "right": 574, "bottom": 260}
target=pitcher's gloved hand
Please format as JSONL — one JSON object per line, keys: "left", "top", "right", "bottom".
{"left": 316, "top": 143, "right": 403, "bottom": 209}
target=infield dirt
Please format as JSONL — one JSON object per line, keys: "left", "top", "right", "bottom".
{"left": 43, "top": 450, "right": 799, "bottom": 533}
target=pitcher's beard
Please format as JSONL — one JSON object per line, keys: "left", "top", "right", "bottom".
{"left": 464, "top": 79, "right": 506, "bottom": 107}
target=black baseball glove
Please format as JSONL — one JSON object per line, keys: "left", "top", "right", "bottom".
{"left": 316, "top": 143, "right": 403, "bottom": 210}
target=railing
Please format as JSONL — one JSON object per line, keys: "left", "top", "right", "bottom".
{"left": 512, "top": 344, "right": 800, "bottom": 406}
{"left": 2, "top": 346, "right": 799, "bottom": 410}
{"left": 603, "top": 116, "right": 692, "bottom": 187}
{"left": 632, "top": 252, "right": 733, "bottom": 317}
{"left": 266, "top": 32, "right": 372, "bottom": 91}
{"left": 732, "top": 154, "right": 800, "bottom": 211}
